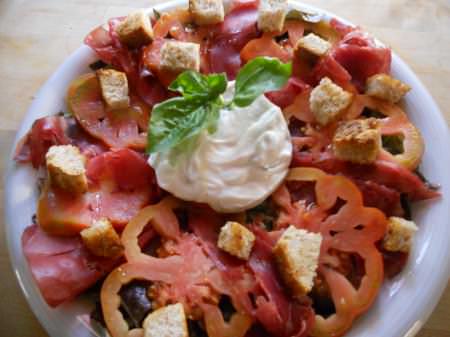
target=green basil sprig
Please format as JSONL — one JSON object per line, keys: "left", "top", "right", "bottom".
{"left": 147, "top": 57, "right": 292, "bottom": 155}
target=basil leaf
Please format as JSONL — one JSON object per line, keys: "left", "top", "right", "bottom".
{"left": 286, "top": 9, "right": 323, "bottom": 23}
{"left": 169, "top": 71, "right": 227, "bottom": 102}
{"left": 233, "top": 57, "right": 292, "bottom": 107}
{"left": 148, "top": 97, "right": 210, "bottom": 153}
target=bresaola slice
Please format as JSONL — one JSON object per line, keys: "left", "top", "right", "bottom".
{"left": 22, "top": 224, "right": 119, "bottom": 307}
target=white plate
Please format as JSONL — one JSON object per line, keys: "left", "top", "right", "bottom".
{"left": 4, "top": 1, "right": 450, "bottom": 337}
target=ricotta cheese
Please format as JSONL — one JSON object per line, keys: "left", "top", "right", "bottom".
{"left": 149, "top": 83, "right": 292, "bottom": 213}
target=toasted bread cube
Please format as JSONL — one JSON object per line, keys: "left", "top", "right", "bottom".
{"left": 116, "top": 10, "right": 153, "bottom": 48}
{"left": 295, "top": 33, "right": 331, "bottom": 58}
{"left": 273, "top": 226, "right": 322, "bottom": 297}
{"left": 257, "top": 0, "right": 288, "bottom": 33}
{"left": 143, "top": 303, "right": 188, "bottom": 337}
{"left": 189, "top": 0, "right": 224, "bottom": 25}
{"left": 218, "top": 221, "right": 255, "bottom": 260}
{"left": 366, "top": 74, "right": 411, "bottom": 103}
{"left": 46, "top": 145, "right": 88, "bottom": 194}
{"left": 80, "top": 219, "right": 124, "bottom": 258}
{"left": 97, "top": 69, "right": 130, "bottom": 109}
{"left": 310, "top": 77, "right": 353, "bottom": 126}
{"left": 383, "top": 217, "right": 418, "bottom": 253}
{"left": 332, "top": 118, "right": 381, "bottom": 164}
{"left": 160, "top": 41, "right": 200, "bottom": 73}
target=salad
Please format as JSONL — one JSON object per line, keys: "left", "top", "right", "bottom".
{"left": 14, "top": 0, "right": 440, "bottom": 337}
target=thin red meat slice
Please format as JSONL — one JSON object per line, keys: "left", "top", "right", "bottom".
{"left": 354, "top": 179, "right": 404, "bottom": 217}
{"left": 291, "top": 151, "right": 438, "bottom": 201}
{"left": 14, "top": 116, "right": 69, "bottom": 168}
{"left": 14, "top": 116, "right": 107, "bottom": 168}
{"left": 208, "top": 1, "right": 260, "bottom": 79}
{"left": 22, "top": 223, "right": 156, "bottom": 307}
{"left": 266, "top": 77, "right": 310, "bottom": 109}
{"left": 249, "top": 228, "right": 315, "bottom": 337}
{"left": 332, "top": 30, "right": 391, "bottom": 91}
{"left": 85, "top": 19, "right": 168, "bottom": 107}
{"left": 22, "top": 224, "right": 119, "bottom": 307}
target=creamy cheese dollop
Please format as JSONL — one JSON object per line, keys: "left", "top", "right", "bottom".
{"left": 149, "top": 83, "right": 292, "bottom": 213}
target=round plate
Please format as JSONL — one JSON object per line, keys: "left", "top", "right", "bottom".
{"left": 4, "top": 1, "right": 450, "bottom": 337}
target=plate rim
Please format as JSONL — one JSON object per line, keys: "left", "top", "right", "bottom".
{"left": 3, "top": 1, "right": 450, "bottom": 337}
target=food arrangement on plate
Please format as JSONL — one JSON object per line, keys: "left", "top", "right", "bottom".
{"left": 11, "top": 0, "right": 441, "bottom": 336}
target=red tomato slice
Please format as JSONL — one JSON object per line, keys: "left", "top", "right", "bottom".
{"left": 276, "top": 168, "right": 387, "bottom": 337}
{"left": 292, "top": 151, "right": 438, "bottom": 201}
{"left": 67, "top": 73, "right": 150, "bottom": 149}
{"left": 37, "top": 149, "right": 158, "bottom": 235}
{"left": 241, "top": 34, "right": 292, "bottom": 64}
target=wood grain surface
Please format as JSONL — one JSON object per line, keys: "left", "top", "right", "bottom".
{"left": 0, "top": 0, "right": 449, "bottom": 336}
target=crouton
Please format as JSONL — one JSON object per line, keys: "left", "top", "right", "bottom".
{"left": 383, "top": 217, "right": 418, "bottom": 253}
{"left": 160, "top": 41, "right": 201, "bottom": 73}
{"left": 310, "top": 77, "right": 353, "bottom": 125}
{"left": 257, "top": 0, "right": 288, "bottom": 33}
{"left": 189, "top": 0, "right": 224, "bottom": 25}
{"left": 97, "top": 69, "right": 130, "bottom": 110}
{"left": 218, "top": 221, "right": 255, "bottom": 260}
{"left": 116, "top": 10, "right": 153, "bottom": 48}
{"left": 332, "top": 118, "right": 381, "bottom": 164}
{"left": 366, "top": 74, "right": 411, "bottom": 103}
{"left": 295, "top": 33, "right": 331, "bottom": 59}
{"left": 45, "top": 145, "right": 88, "bottom": 194}
{"left": 143, "top": 303, "right": 188, "bottom": 337}
{"left": 80, "top": 218, "right": 124, "bottom": 258}
{"left": 273, "top": 226, "right": 322, "bottom": 297}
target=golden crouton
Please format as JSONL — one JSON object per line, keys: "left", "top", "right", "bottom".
{"left": 310, "top": 77, "right": 353, "bottom": 126}
{"left": 295, "top": 33, "right": 331, "bottom": 59}
{"left": 97, "top": 68, "right": 130, "bottom": 110}
{"left": 332, "top": 118, "right": 381, "bottom": 164}
{"left": 80, "top": 218, "right": 124, "bottom": 258}
{"left": 189, "top": 0, "right": 224, "bottom": 25}
{"left": 273, "top": 226, "right": 322, "bottom": 297}
{"left": 366, "top": 74, "right": 411, "bottom": 103}
{"left": 45, "top": 145, "right": 88, "bottom": 194}
{"left": 257, "top": 0, "right": 288, "bottom": 33}
{"left": 143, "top": 303, "right": 188, "bottom": 337}
{"left": 160, "top": 41, "right": 201, "bottom": 73}
{"left": 116, "top": 10, "right": 154, "bottom": 48}
{"left": 218, "top": 221, "right": 255, "bottom": 260}
{"left": 383, "top": 216, "right": 418, "bottom": 253}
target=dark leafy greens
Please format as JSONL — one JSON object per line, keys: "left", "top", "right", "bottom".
{"left": 147, "top": 57, "right": 292, "bottom": 156}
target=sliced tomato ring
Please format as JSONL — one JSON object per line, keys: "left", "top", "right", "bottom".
{"left": 153, "top": 8, "right": 192, "bottom": 40}
{"left": 240, "top": 33, "right": 292, "bottom": 63}
{"left": 101, "top": 258, "right": 183, "bottom": 337}
{"left": 202, "top": 303, "right": 253, "bottom": 337}
{"left": 346, "top": 95, "right": 424, "bottom": 170}
{"left": 278, "top": 167, "right": 387, "bottom": 337}
{"left": 121, "top": 197, "right": 182, "bottom": 262}
{"left": 37, "top": 182, "right": 92, "bottom": 236}
{"left": 67, "top": 73, "right": 149, "bottom": 149}
{"left": 241, "top": 21, "right": 306, "bottom": 64}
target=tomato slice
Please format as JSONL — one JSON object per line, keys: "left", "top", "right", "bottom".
{"left": 37, "top": 149, "right": 156, "bottom": 235}
{"left": 121, "top": 197, "right": 182, "bottom": 262}
{"left": 273, "top": 168, "right": 387, "bottom": 337}
{"left": 67, "top": 73, "right": 149, "bottom": 149}
{"left": 202, "top": 303, "right": 253, "bottom": 337}
{"left": 345, "top": 95, "right": 424, "bottom": 170}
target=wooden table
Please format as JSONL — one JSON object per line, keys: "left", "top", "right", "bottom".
{"left": 0, "top": 0, "right": 449, "bottom": 336}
